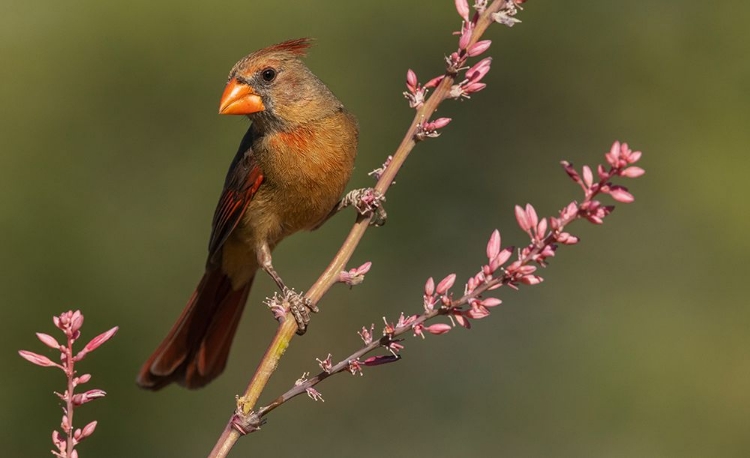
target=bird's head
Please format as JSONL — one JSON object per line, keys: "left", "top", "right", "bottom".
{"left": 219, "top": 38, "right": 341, "bottom": 130}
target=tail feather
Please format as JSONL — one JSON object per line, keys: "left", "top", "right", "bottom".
{"left": 137, "top": 270, "right": 252, "bottom": 390}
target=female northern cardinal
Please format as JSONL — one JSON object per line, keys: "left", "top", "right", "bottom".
{"left": 137, "top": 38, "right": 358, "bottom": 390}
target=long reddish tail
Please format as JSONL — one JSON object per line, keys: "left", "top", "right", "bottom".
{"left": 137, "top": 269, "right": 252, "bottom": 390}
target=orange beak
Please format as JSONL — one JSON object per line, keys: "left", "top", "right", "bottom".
{"left": 218, "top": 78, "right": 265, "bottom": 115}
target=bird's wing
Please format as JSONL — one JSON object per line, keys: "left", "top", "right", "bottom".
{"left": 207, "top": 128, "right": 264, "bottom": 262}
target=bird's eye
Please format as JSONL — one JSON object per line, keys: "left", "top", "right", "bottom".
{"left": 261, "top": 68, "right": 277, "bottom": 82}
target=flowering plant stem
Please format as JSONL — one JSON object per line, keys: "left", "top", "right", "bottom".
{"left": 208, "top": 2, "right": 515, "bottom": 456}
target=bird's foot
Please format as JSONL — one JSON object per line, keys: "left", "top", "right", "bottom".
{"left": 341, "top": 188, "right": 387, "bottom": 226}
{"left": 266, "top": 288, "right": 318, "bottom": 335}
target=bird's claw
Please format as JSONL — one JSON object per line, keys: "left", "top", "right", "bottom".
{"left": 283, "top": 287, "right": 318, "bottom": 335}
{"left": 266, "top": 288, "right": 318, "bottom": 335}
{"left": 341, "top": 188, "right": 387, "bottom": 226}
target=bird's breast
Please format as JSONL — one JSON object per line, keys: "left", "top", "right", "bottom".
{"left": 242, "top": 111, "right": 357, "bottom": 243}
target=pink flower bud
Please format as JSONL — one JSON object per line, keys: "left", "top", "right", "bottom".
{"left": 425, "top": 323, "right": 452, "bottom": 335}
{"left": 491, "top": 247, "right": 513, "bottom": 271}
{"left": 436, "top": 273, "right": 457, "bottom": 295}
{"left": 515, "top": 205, "right": 530, "bottom": 232}
{"left": 73, "top": 373, "right": 92, "bottom": 387}
{"left": 582, "top": 165, "right": 594, "bottom": 188}
{"left": 70, "top": 310, "right": 84, "bottom": 334}
{"left": 406, "top": 69, "right": 418, "bottom": 93}
{"left": 18, "top": 350, "right": 58, "bottom": 368}
{"left": 620, "top": 166, "right": 645, "bottom": 178}
{"left": 424, "top": 277, "right": 435, "bottom": 296}
{"left": 52, "top": 430, "right": 64, "bottom": 450}
{"left": 536, "top": 218, "right": 548, "bottom": 239}
{"left": 36, "top": 332, "right": 61, "bottom": 350}
{"left": 520, "top": 275, "right": 543, "bottom": 285}
{"left": 466, "top": 304, "right": 491, "bottom": 319}
{"left": 467, "top": 57, "right": 492, "bottom": 82}
{"left": 608, "top": 186, "right": 635, "bottom": 203}
{"left": 561, "top": 160, "right": 581, "bottom": 184}
{"left": 80, "top": 420, "right": 97, "bottom": 440}
{"left": 467, "top": 40, "right": 492, "bottom": 57}
{"left": 363, "top": 355, "right": 401, "bottom": 366}
{"left": 595, "top": 164, "right": 608, "bottom": 181}
{"left": 627, "top": 150, "right": 642, "bottom": 164}
{"left": 458, "top": 27, "right": 473, "bottom": 50}
{"left": 424, "top": 75, "right": 444, "bottom": 89}
{"left": 83, "top": 326, "right": 118, "bottom": 353}
{"left": 486, "top": 229, "right": 501, "bottom": 260}
{"left": 481, "top": 297, "right": 502, "bottom": 307}
{"left": 525, "top": 204, "right": 539, "bottom": 228}
{"left": 452, "top": 310, "right": 472, "bottom": 329}
{"left": 430, "top": 117, "right": 452, "bottom": 130}
{"left": 455, "top": 0, "right": 470, "bottom": 22}
{"left": 462, "top": 82, "right": 486, "bottom": 94}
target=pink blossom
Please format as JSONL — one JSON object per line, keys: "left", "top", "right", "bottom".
{"left": 396, "top": 312, "right": 418, "bottom": 329}
{"left": 316, "top": 354, "right": 333, "bottom": 373}
{"left": 71, "top": 389, "right": 106, "bottom": 406}
{"left": 368, "top": 155, "right": 393, "bottom": 181}
{"left": 382, "top": 317, "right": 395, "bottom": 336}
{"left": 339, "top": 261, "right": 373, "bottom": 286}
{"left": 358, "top": 325, "right": 375, "bottom": 345}
{"left": 348, "top": 360, "right": 363, "bottom": 376}
{"left": 306, "top": 387, "right": 324, "bottom": 402}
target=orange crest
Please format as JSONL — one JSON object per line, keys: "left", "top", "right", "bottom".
{"left": 260, "top": 38, "right": 313, "bottom": 58}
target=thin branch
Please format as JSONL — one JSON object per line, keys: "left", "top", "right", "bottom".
{"left": 255, "top": 141, "right": 644, "bottom": 417}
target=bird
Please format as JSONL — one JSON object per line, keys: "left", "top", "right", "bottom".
{"left": 137, "top": 38, "right": 359, "bottom": 390}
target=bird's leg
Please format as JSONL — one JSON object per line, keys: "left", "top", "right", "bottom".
{"left": 314, "top": 188, "right": 387, "bottom": 230}
{"left": 258, "top": 244, "right": 318, "bottom": 335}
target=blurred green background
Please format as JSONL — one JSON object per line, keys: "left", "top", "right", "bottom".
{"left": 3, "top": 1, "right": 749, "bottom": 457}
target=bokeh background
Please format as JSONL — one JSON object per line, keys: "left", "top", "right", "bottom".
{"left": 2, "top": 1, "right": 748, "bottom": 457}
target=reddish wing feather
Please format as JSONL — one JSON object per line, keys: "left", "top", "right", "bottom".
{"left": 208, "top": 148, "right": 264, "bottom": 261}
